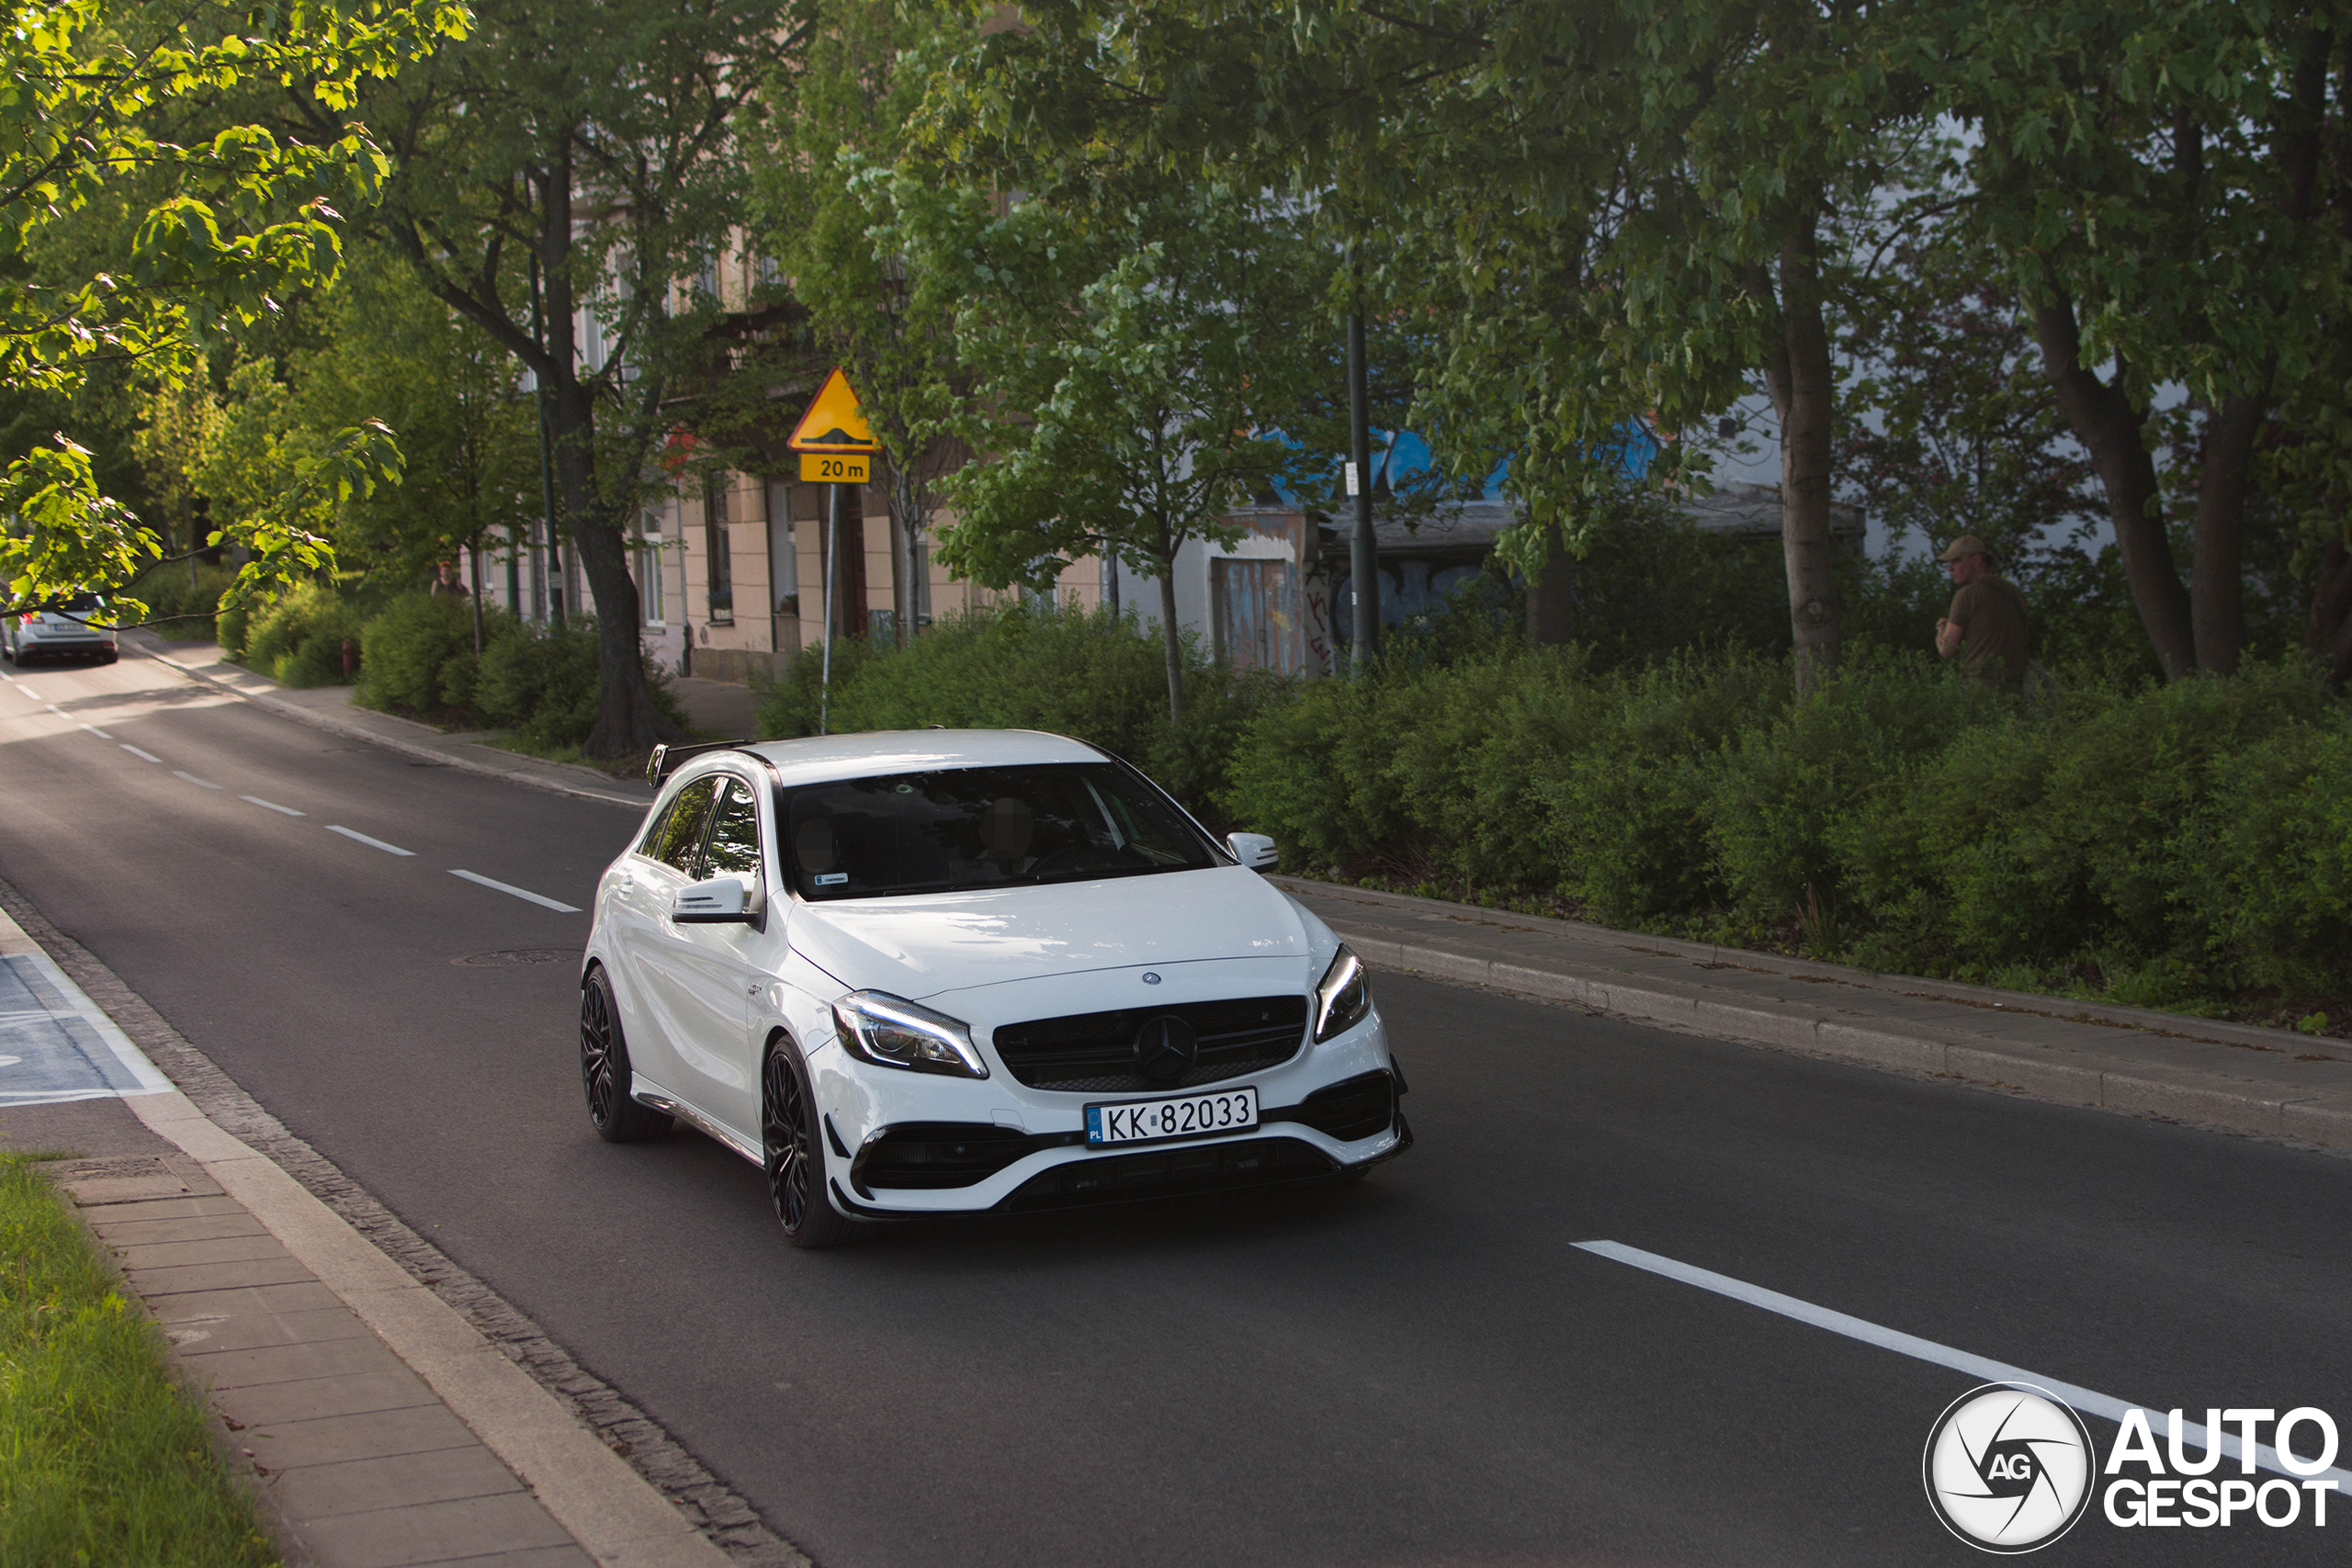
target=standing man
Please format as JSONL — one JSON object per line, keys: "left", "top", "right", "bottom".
{"left": 1935, "top": 535, "right": 2030, "bottom": 691}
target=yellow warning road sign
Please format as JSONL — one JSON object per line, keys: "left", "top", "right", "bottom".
{"left": 786, "top": 367, "right": 879, "bottom": 453}
{"left": 798, "top": 452, "right": 869, "bottom": 484}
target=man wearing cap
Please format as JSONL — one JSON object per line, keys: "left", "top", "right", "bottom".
{"left": 1935, "top": 535, "right": 2030, "bottom": 691}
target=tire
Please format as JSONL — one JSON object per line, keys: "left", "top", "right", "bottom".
{"left": 762, "top": 1035, "right": 863, "bottom": 1248}
{"left": 579, "top": 967, "right": 671, "bottom": 1143}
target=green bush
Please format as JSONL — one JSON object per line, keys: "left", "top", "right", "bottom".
{"left": 753, "top": 603, "right": 1278, "bottom": 811}
{"left": 475, "top": 618, "right": 684, "bottom": 750}
{"left": 124, "top": 560, "right": 236, "bottom": 643}
{"left": 240, "top": 581, "right": 367, "bottom": 686}
{"left": 1545, "top": 651, "right": 1787, "bottom": 924}
{"left": 356, "top": 593, "right": 502, "bottom": 716}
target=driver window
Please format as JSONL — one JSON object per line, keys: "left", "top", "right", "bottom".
{"left": 702, "top": 779, "right": 762, "bottom": 878}
{"left": 650, "top": 778, "right": 718, "bottom": 873}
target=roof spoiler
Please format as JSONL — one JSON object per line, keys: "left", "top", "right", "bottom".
{"left": 647, "top": 739, "right": 759, "bottom": 790}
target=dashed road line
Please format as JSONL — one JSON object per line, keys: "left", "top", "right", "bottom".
{"left": 79, "top": 723, "right": 113, "bottom": 739}
{"left": 448, "top": 869, "right": 581, "bottom": 914}
{"left": 241, "top": 795, "right": 305, "bottom": 817}
{"left": 172, "top": 770, "right": 222, "bottom": 789}
{"left": 1574, "top": 1239, "right": 2352, "bottom": 1484}
{"left": 323, "top": 825, "right": 415, "bottom": 857}
{"left": 120, "top": 744, "right": 161, "bottom": 763}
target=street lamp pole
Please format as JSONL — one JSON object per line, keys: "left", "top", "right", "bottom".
{"left": 1345, "top": 252, "right": 1378, "bottom": 671}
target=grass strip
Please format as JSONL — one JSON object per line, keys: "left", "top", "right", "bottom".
{"left": 0, "top": 1155, "right": 277, "bottom": 1567}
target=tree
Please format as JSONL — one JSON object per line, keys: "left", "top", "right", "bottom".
{"left": 751, "top": 0, "right": 963, "bottom": 649}
{"left": 332, "top": 0, "right": 815, "bottom": 755}
{"left": 882, "top": 176, "right": 1329, "bottom": 723}
{"left": 292, "top": 251, "right": 535, "bottom": 637}
{"left": 929, "top": 1, "right": 1936, "bottom": 696}
{"left": 2, "top": 0, "right": 457, "bottom": 619}
{"left": 1941, "top": 0, "right": 2350, "bottom": 678}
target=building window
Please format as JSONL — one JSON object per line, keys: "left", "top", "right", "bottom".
{"left": 637, "top": 510, "right": 666, "bottom": 626}
{"left": 765, "top": 479, "right": 797, "bottom": 616}
{"left": 705, "top": 477, "right": 734, "bottom": 624}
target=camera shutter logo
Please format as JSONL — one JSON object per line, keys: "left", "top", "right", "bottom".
{"left": 1923, "top": 1383, "right": 2096, "bottom": 1552}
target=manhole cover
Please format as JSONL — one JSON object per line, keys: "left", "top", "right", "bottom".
{"left": 452, "top": 949, "right": 579, "bottom": 968}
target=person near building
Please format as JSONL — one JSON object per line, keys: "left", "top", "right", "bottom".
{"left": 428, "top": 560, "right": 469, "bottom": 598}
{"left": 1934, "top": 534, "right": 2030, "bottom": 691}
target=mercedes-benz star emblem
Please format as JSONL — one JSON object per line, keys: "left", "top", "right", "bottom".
{"left": 1133, "top": 1014, "right": 1198, "bottom": 1085}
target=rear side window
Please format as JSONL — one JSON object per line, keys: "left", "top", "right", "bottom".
{"left": 646, "top": 777, "right": 718, "bottom": 872}
{"left": 702, "top": 779, "right": 762, "bottom": 877}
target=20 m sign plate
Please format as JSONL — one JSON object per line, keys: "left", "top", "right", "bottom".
{"left": 798, "top": 452, "right": 869, "bottom": 483}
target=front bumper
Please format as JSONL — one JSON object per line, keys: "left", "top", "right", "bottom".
{"left": 807, "top": 973, "right": 1407, "bottom": 1219}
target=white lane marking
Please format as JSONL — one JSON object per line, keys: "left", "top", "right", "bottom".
{"left": 80, "top": 723, "right": 114, "bottom": 739}
{"left": 324, "top": 825, "right": 416, "bottom": 857}
{"left": 172, "top": 770, "right": 222, "bottom": 789}
{"left": 1574, "top": 1239, "right": 2352, "bottom": 1485}
{"left": 120, "top": 744, "right": 161, "bottom": 763}
{"left": 241, "top": 795, "right": 305, "bottom": 817}
{"left": 448, "top": 869, "right": 581, "bottom": 914}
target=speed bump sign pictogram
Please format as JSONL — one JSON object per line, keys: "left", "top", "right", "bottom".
{"left": 788, "top": 367, "right": 878, "bottom": 483}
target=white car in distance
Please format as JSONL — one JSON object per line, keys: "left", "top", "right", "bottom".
{"left": 582, "top": 730, "right": 1410, "bottom": 1247}
{"left": 4, "top": 594, "right": 119, "bottom": 665}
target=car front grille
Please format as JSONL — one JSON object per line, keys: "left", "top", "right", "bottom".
{"left": 991, "top": 995, "right": 1309, "bottom": 1092}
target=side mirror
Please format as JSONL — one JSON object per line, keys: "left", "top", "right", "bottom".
{"left": 1227, "top": 832, "right": 1279, "bottom": 873}
{"left": 673, "top": 875, "right": 762, "bottom": 925}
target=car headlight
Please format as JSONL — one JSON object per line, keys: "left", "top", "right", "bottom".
{"left": 831, "top": 991, "right": 989, "bottom": 1078}
{"left": 1313, "top": 945, "right": 1372, "bottom": 1043}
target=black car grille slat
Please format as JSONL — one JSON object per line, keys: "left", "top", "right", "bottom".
{"left": 992, "top": 995, "right": 1308, "bottom": 1091}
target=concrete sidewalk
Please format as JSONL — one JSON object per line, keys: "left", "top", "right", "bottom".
{"left": 1277, "top": 876, "right": 2352, "bottom": 1154}
{"left": 0, "top": 903, "right": 735, "bottom": 1568}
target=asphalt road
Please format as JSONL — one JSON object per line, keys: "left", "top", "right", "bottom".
{"left": 4, "top": 646, "right": 2349, "bottom": 1566}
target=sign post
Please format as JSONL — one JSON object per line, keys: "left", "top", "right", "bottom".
{"left": 786, "top": 367, "right": 881, "bottom": 734}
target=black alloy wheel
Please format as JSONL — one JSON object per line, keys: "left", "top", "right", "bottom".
{"left": 762, "top": 1037, "right": 861, "bottom": 1248}
{"left": 580, "top": 967, "right": 670, "bottom": 1143}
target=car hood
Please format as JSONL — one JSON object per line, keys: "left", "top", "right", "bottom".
{"left": 785, "top": 867, "right": 1310, "bottom": 999}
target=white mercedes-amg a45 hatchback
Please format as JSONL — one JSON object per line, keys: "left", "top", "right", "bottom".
{"left": 581, "top": 730, "right": 1410, "bottom": 1247}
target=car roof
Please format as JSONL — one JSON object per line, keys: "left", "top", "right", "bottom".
{"left": 708, "top": 729, "right": 1107, "bottom": 789}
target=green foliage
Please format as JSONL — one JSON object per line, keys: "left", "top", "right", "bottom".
{"left": 1221, "top": 649, "right": 2352, "bottom": 1004}
{"left": 242, "top": 581, "right": 367, "bottom": 687}
{"left": 2, "top": 0, "right": 465, "bottom": 619}
{"left": 475, "top": 621, "right": 684, "bottom": 752}
{"left": 0, "top": 1156, "right": 277, "bottom": 1566}
{"left": 123, "top": 559, "right": 237, "bottom": 642}
{"left": 753, "top": 602, "right": 1276, "bottom": 810}
{"left": 357, "top": 593, "right": 498, "bottom": 716}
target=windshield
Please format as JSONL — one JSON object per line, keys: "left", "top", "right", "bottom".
{"left": 782, "top": 762, "right": 1220, "bottom": 900}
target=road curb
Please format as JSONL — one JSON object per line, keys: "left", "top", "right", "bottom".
{"left": 125, "top": 635, "right": 647, "bottom": 810}
{"left": 1326, "top": 928, "right": 2352, "bottom": 1156}
{"left": 129, "top": 1088, "right": 734, "bottom": 1568}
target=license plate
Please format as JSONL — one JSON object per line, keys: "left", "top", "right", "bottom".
{"left": 1085, "top": 1086, "right": 1259, "bottom": 1146}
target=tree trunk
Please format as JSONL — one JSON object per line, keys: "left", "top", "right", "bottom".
{"left": 1524, "top": 521, "right": 1577, "bottom": 646}
{"left": 2030, "top": 293, "right": 2196, "bottom": 679}
{"left": 2190, "top": 383, "right": 2272, "bottom": 674}
{"left": 2306, "top": 536, "right": 2352, "bottom": 686}
{"left": 1155, "top": 541, "right": 1184, "bottom": 728}
{"left": 537, "top": 144, "right": 681, "bottom": 758}
{"left": 1758, "top": 219, "right": 1841, "bottom": 694}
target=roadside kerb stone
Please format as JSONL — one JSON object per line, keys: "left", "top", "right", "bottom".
{"left": 1280, "top": 877, "right": 2352, "bottom": 1155}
